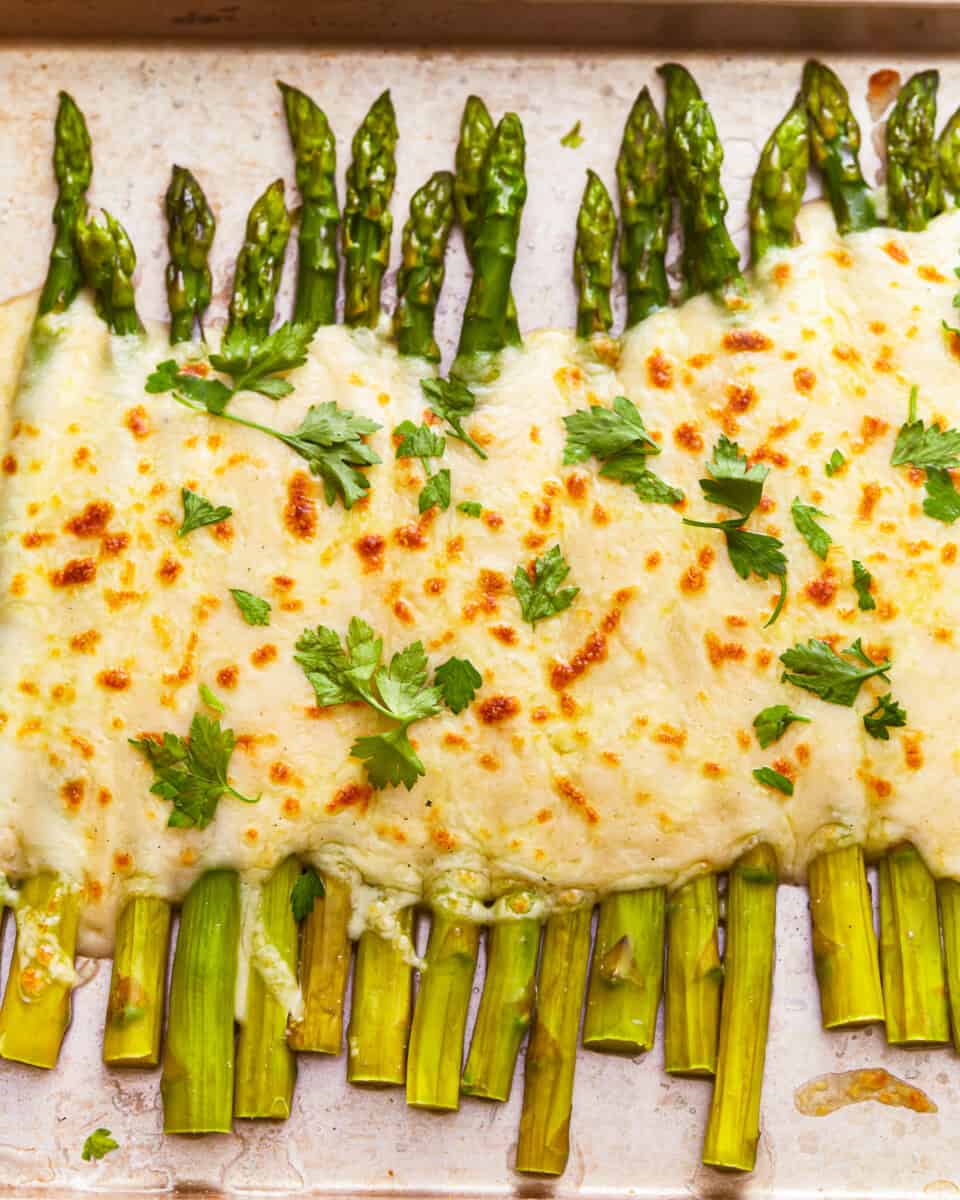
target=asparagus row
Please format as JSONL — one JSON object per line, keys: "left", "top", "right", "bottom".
{"left": 616, "top": 88, "right": 671, "bottom": 327}
{"left": 406, "top": 905, "right": 480, "bottom": 1110}
{"left": 0, "top": 873, "right": 81, "bottom": 1068}
{"left": 454, "top": 96, "right": 521, "bottom": 345}
{"left": 103, "top": 896, "right": 173, "bottom": 1067}
{"left": 515, "top": 903, "right": 592, "bottom": 1176}
{"left": 235, "top": 858, "right": 300, "bottom": 1118}
{"left": 75, "top": 208, "right": 144, "bottom": 336}
{"left": 802, "top": 60, "right": 877, "bottom": 234}
{"left": 664, "top": 873, "right": 722, "bottom": 1075}
{"left": 938, "top": 879, "right": 960, "bottom": 1052}
{"left": 343, "top": 91, "right": 398, "bottom": 329}
{"left": 878, "top": 843, "right": 949, "bottom": 1046}
{"left": 938, "top": 105, "right": 960, "bottom": 207}
{"left": 659, "top": 63, "right": 743, "bottom": 299}
{"left": 702, "top": 845, "right": 778, "bottom": 1173}
{"left": 165, "top": 165, "right": 215, "bottom": 344}
{"left": 38, "top": 92, "right": 92, "bottom": 318}
{"left": 886, "top": 70, "right": 943, "bottom": 232}
{"left": 289, "top": 873, "right": 352, "bottom": 1053}
{"left": 279, "top": 82, "right": 340, "bottom": 328}
{"left": 573, "top": 169, "right": 616, "bottom": 339}
{"left": 347, "top": 907, "right": 416, "bottom": 1086}
{"left": 461, "top": 891, "right": 541, "bottom": 1102}
{"left": 393, "top": 170, "right": 456, "bottom": 362}
{"left": 223, "top": 178, "right": 291, "bottom": 353}
{"left": 749, "top": 93, "right": 809, "bottom": 263}
{"left": 162, "top": 870, "right": 241, "bottom": 1133}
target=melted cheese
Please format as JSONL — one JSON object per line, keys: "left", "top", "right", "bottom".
{"left": 3, "top": 202, "right": 960, "bottom": 954}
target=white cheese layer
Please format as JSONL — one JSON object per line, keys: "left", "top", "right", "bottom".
{"left": 2, "top": 202, "right": 960, "bottom": 954}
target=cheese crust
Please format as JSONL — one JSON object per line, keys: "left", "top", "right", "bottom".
{"left": 3, "top": 201, "right": 960, "bottom": 953}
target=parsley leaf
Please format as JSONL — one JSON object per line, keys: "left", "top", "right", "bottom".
{"left": 421, "top": 377, "right": 487, "bottom": 459}
{"left": 852, "top": 560, "right": 876, "bottom": 611}
{"left": 561, "top": 120, "right": 584, "bottom": 148}
{"left": 434, "top": 657, "right": 483, "bottom": 714}
{"left": 512, "top": 544, "right": 580, "bottom": 628}
{"left": 457, "top": 500, "right": 483, "bottom": 518}
{"left": 753, "top": 704, "right": 811, "bottom": 749}
{"left": 129, "top": 712, "right": 259, "bottom": 829}
{"left": 395, "top": 420, "right": 446, "bottom": 464}
{"left": 791, "top": 498, "right": 831, "bottom": 560}
{"left": 753, "top": 766, "right": 794, "bottom": 796}
{"left": 230, "top": 588, "right": 271, "bottom": 626}
{"left": 199, "top": 683, "right": 224, "bottom": 714}
{"left": 863, "top": 692, "right": 908, "bottom": 740}
{"left": 82, "top": 1129, "right": 119, "bottom": 1162}
{"left": 290, "top": 867, "right": 325, "bottom": 920}
{"left": 178, "top": 488, "right": 232, "bottom": 537}
{"left": 825, "top": 449, "right": 846, "bottom": 477}
{"left": 923, "top": 468, "right": 960, "bottom": 523}
{"left": 563, "top": 395, "right": 683, "bottom": 505}
{"left": 779, "top": 638, "right": 891, "bottom": 706}
{"left": 294, "top": 618, "right": 462, "bottom": 790}
{"left": 146, "top": 360, "right": 233, "bottom": 414}
{"left": 419, "top": 468, "right": 451, "bottom": 513}
{"left": 891, "top": 385, "right": 960, "bottom": 469}
{"left": 699, "top": 434, "right": 768, "bottom": 520}
{"left": 210, "top": 322, "right": 315, "bottom": 400}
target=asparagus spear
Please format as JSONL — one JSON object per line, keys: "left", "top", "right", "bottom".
{"left": 165, "top": 165, "right": 215, "bottom": 344}
{"left": 162, "top": 870, "right": 240, "bottom": 1134}
{"left": 802, "top": 60, "right": 877, "bottom": 234}
{"left": 235, "top": 857, "right": 300, "bottom": 1118}
{"left": 702, "top": 844, "right": 777, "bottom": 1173}
{"left": 582, "top": 887, "right": 664, "bottom": 1053}
{"left": 461, "top": 890, "right": 541, "bottom": 1102}
{"left": 664, "top": 873, "right": 722, "bottom": 1075}
{"left": 103, "top": 895, "right": 173, "bottom": 1067}
{"left": 223, "top": 179, "right": 291, "bottom": 352}
{"left": 279, "top": 82, "right": 340, "bottom": 328}
{"left": 659, "top": 63, "right": 743, "bottom": 300}
{"left": 515, "top": 903, "right": 592, "bottom": 1176}
{"left": 406, "top": 905, "right": 480, "bottom": 1111}
{"left": 38, "top": 92, "right": 92, "bottom": 318}
{"left": 347, "top": 907, "right": 416, "bottom": 1086}
{"left": 454, "top": 112, "right": 528, "bottom": 368}
{"left": 74, "top": 208, "right": 144, "bottom": 336}
{"left": 616, "top": 88, "right": 671, "bottom": 327}
{"left": 886, "top": 70, "right": 943, "bottom": 231}
{"left": 393, "top": 169, "right": 456, "bottom": 362}
{"left": 808, "top": 844, "right": 883, "bottom": 1028}
{"left": 342, "top": 91, "right": 398, "bottom": 329}
{"left": 454, "top": 95, "right": 521, "bottom": 345}
{"left": 878, "top": 843, "right": 949, "bottom": 1045}
{"left": 749, "top": 93, "right": 810, "bottom": 263}
{"left": 0, "top": 872, "right": 81, "bottom": 1068}
{"left": 938, "top": 878, "right": 960, "bottom": 1052}
{"left": 573, "top": 169, "right": 616, "bottom": 339}
{"left": 289, "top": 873, "right": 352, "bottom": 1053}
{"left": 938, "top": 106, "right": 960, "bottom": 207}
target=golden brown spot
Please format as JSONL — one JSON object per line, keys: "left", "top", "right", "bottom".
{"left": 532, "top": 500, "right": 552, "bottom": 527}
{"left": 772, "top": 262, "right": 792, "bottom": 285}
{"left": 100, "top": 532, "right": 130, "bottom": 558}
{"left": 645, "top": 551, "right": 662, "bottom": 570}
{"left": 792, "top": 367, "right": 816, "bottom": 395}
{"left": 69, "top": 629, "right": 100, "bottom": 654}
{"left": 904, "top": 736, "right": 924, "bottom": 771}
{"left": 432, "top": 828, "right": 458, "bottom": 852}
{"left": 423, "top": 577, "right": 446, "bottom": 596}
{"left": 832, "top": 344, "right": 861, "bottom": 365}
{"left": 113, "top": 851, "right": 133, "bottom": 871}
{"left": 490, "top": 624, "right": 517, "bottom": 645}
{"left": 393, "top": 599, "right": 415, "bottom": 624}
{"left": 73, "top": 446, "right": 91, "bottom": 468}
{"left": 61, "top": 779, "right": 85, "bottom": 811}
{"left": 478, "top": 753, "right": 501, "bottom": 771}
{"left": 702, "top": 761, "right": 724, "bottom": 778}
{"left": 918, "top": 264, "right": 947, "bottom": 283}
{"left": 830, "top": 248, "right": 853, "bottom": 268}
{"left": 868, "top": 776, "right": 893, "bottom": 799}
{"left": 21, "top": 530, "right": 55, "bottom": 549}
{"left": 654, "top": 723, "right": 687, "bottom": 748}
{"left": 354, "top": 533, "right": 386, "bottom": 572}
{"left": 529, "top": 425, "right": 541, "bottom": 443}
{"left": 282, "top": 797, "right": 301, "bottom": 818}
{"left": 284, "top": 471, "right": 317, "bottom": 541}
{"left": 50, "top": 557, "right": 97, "bottom": 588}
{"left": 270, "top": 762, "right": 292, "bottom": 784}
{"left": 251, "top": 644, "right": 277, "bottom": 668}
{"left": 443, "top": 732, "right": 469, "bottom": 749}
{"left": 554, "top": 776, "right": 599, "bottom": 824}
{"left": 674, "top": 422, "right": 704, "bottom": 453}
{"left": 942, "top": 543, "right": 958, "bottom": 564}
{"left": 565, "top": 471, "right": 589, "bottom": 501}
{"left": 124, "top": 405, "right": 151, "bottom": 439}
{"left": 736, "top": 729, "right": 752, "bottom": 750}
{"left": 805, "top": 570, "right": 837, "bottom": 608}
{"left": 592, "top": 502, "right": 610, "bottom": 526}
{"left": 97, "top": 668, "right": 131, "bottom": 691}
{"left": 326, "top": 779, "right": 374, "bottom": 815}
{"left": 156, "top": 554, "right": 182, "bottom": 584}
{"left": 477, "top": 695, "right": 521, "bottom": 724}
{"left": 705, "top": 632, "right": 747, "bottom": 667}
{"left": 2, "top": 454, "right": 17, "bottom": 475}
{"left": 536, "top": 808, "right": 553, "bottom": 824}
{"left": 646, "top": 350, "right": 674, "bottom": 388}
{"left": 859, "top": 415, "right": 890, "bottom": 447}
{"left": 211, "top": 519, "right": 234, "bottom": 544}
{"left": 723, "top": 329, "right": 772, "bottom": 353}
{"left": 483, "top": 510, "right": 504, "bottom": 531}
{"left": 680, "top": 566, "right": 706, "bottom": 594}
{"left": 70, "top": 735, "right": 94, "bottom": 760}
{"left": 884, "top": 240, "right": 910, "bottom": 264}
{"left": 868, "top": 68, "right": 901, "bottom": 115}
{"left": 858, "top": 483, "right": 883, "bottom": 521}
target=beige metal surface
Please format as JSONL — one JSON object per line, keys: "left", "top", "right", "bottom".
{"left": 2, "top": 41, "right": 960, "bottom": 1199}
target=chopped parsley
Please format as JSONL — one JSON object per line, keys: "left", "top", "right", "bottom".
{"left": 129, "top": 712, "right": 259, "bottom": 829}
{"left": 82, "top": 1129, "right": 119, "bottom": 1162}
{"left": 395, "top": 420, "right": 450, "bottom": 513}
{"left": 208, "top": 321, "right": 315, "bottom": 399}
{"left": 421, "top": 377, "right": 487, "bottom": 459}
{"left": 683, "top": 435, "right": 787, "bottom": 626}
{"left": 457, "top": 500, "right": 483, "bottom": 518}
{"left": 562, "top": 395, "right": 683, "bottom": 504}
{"left": 291, "top": 867, "right": 325, "bottom": 920}
{"left": 230, "top": 588, "right": 271, "bottom": 626}
{"left": 891, "top": 385, "right": 960, "bottom": 470}
{"left": 512, "top": 544, "right": 580, "bottom": 628}
{"left": 561, "top": 120, "right": 584, "bottom": 148}
{"left": 791, "top": 498, "right": 831, "bottom": 560}
{"left": 753, "top": 704, "right": 811, "bottom": 749}
{"left": 753, "top": 766, "right": 794, "bottom": 796}
{"left": 825, "top": 449, "right": 846, "bottom": 477}
{"left": 178, "top": 488, "right": 231, "bottom": 537}
{"left": 198, "top": 683, "right": 224, "bottom": 714}
{"left": 863, "top": 693, "right": 908, "bottom": 740}
{"left": 418, "top": 468, "right": 451, "bottom": 513}
{"left": 434, "top": 656, "right": 483, "bottom": 714}
{"left": 294, "top": 618, "right": 478, "bottom": 789}
{"left": 852, "top": 560, "right": 876, "bottom": 611}
{"left": 780, "top": 637, "right": 891, "bottom": 707}
{"left": 923, "top": 468, "right": 960, "bottom": 524}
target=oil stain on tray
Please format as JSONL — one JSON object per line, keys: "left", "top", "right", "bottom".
{"left": 795, "top": 1068, "right": 938, "bottom": 1117}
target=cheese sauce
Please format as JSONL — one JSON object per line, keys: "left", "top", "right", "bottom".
{"left": 3, "top": 201, "right": 960, "bottom": 955}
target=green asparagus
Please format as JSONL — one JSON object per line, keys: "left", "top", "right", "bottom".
{"left": 343, "top": 91, "right": 398, "bottom": 329}
{"left": 616, "top": 88, "right": 671, "bottom": 326}
{"left": 223, "top": 179, "right": 291, "bottom": 353}
{"left": 103, "top": 896, "right": 172, "bottom": 1067}
{"left": 749, "top": 93, "right": 810, "bottom": 263}
{"left": 394, "top": 170, "right": 455, "bottom": 361}
{"left": 75, "top": 209, "right": 144, "bottom": 336}
{"left": 887, "top": 70, "right": 943, "bottom": 231}
{"left": 289, "top": 873, "right": 352, "bottom": 1053}
{"left": 937, "top": 105, "right": 960, "bottom": 207}
{"left": 573, "top": 169, "right": 616, "bottom": 339}
{"left": 165, "top": 165, "right": 215, "bottom": 344}
{"left": 938, "top": 878, "right": 960, "bottom": 1052}
{"left": 347, "top": 908, "right": 416, "bottom": 1086}
{"left": 664, "top": 873, "right": 722, "bottom": 1076}
{"left": 38, "top": 92, "right": 92, "bottom": 318}
{"left": 802, "top": 60, "right": 877, "bottom": 234}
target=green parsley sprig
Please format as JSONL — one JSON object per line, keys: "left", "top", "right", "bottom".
{"left": 890, "top": 386, "right": 960, "bottom": 524}
{"left": 780, "top": 637, "right": 890, "bottom": 706}
{"left": 753, "top": 766, "right": 794, "bottom": 796}
{"left": 753, "top": 704, "right": 811, "bottom": 749}
{"left": 513, "top": 544, "right": 580, "bottom": 628}
{"left": 82, "top": 1129, "right": 119, "bottom": 1162}
{"left": 291, "top": 867, "right": 325, "bottom": 920}
{"left": 863, "top": 693, "right": 908, "bottom": 740}
{"left": 852, "top": 560, "right": 876, "bottom": 611}
{"left": 178, "top": 488, "right": 232, "bottom": 537}
{"left": 791, "top": 498, "right": 831, "bottom": 560}
{"left": 394, "top": 420, "right": 451, "bottom": 513}
{"left": 421, "top": 377, "right": 488, "bottom": 459}
{"left": 562, "top": 395, "right": 683, "bottom": 504}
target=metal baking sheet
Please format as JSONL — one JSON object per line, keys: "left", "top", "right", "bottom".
{"left": 3, "top": 39, "right": 960, "bottom": 1200}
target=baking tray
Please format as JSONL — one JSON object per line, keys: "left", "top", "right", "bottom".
{"left": 3, "top": 24, "right": 960, "bottom": 1200}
